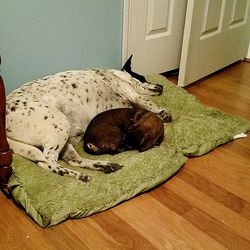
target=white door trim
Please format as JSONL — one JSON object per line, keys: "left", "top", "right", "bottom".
{"left": 122, "top": 0, "right": 131, "bottom": 65}
{"left": 178, "top": 0, "right": 195, "bottom": 87}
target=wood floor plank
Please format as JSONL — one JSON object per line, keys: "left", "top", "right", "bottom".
{"left": 161, "top": 177, "right": 250, "bottom": 240}
{"left": 91, "top": 210, "right": 157, "bottom": 249}
{"left": 0, "top": 195, "right": 57, "bottom": 250}
{"left": 114, "top": 194, "right": 227, "bottom": 249}
{"left": 183, "top": 207, "right": 250, "bottom": 250}
{"left": 186, "top": 86, "right": 250, "bottom": 119}
{"left": 187, "top": 141, "right": 250, "bottom": 203}
{"left": 177, "top": 167, "right": 250, "bottom": 219}
{"left": 40, "top": 223, "right": 89, "bottom": 250}
{"left": 64, "top": 211, "right": 157, "bottom": 250}
{"left": 65, "top": 218, "right": 123, "bottom": 249}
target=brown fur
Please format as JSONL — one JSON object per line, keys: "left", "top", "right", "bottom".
{"left": 84, "top": 108, "right": 164, "bottom": 155}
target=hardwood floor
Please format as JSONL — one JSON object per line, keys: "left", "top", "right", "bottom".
{"left": 0, "top": 61, "right": 250, "bottom": 250}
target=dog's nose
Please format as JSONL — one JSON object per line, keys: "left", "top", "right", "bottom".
{"left": 155, "top": 84, "right": 163, "bottom": 94}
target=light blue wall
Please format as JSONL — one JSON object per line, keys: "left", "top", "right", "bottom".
{"left": 0, "top": 0, "right": 123, "bottom": 93}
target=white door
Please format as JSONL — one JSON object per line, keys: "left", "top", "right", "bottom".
{"left": 123, "top": 0, "right": 187, "bottom": 75}
{"left": 178, "top": 0, "right": 250, "bottom": 87}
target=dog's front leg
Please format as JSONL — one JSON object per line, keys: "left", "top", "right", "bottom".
{"left": 135, "top": 95, "right": 172, "bottom": 122}
{"left": 117, "top": 86, "right": 172, "bottom": 122}
{"left": 61, "top": 143, "right": 124, "bottom": 173}
{"left": 119, "top": 91, "right": 172, "bottom": 122}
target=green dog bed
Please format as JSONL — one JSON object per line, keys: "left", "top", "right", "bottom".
{"left": 8, "top": 75, "right": 250, "bottom": 228}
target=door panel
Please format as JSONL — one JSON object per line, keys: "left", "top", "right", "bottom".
{"left": 145, "top": 0, "right": 171, "bottom": 39}
{"left": 178, "top": 0, "right": 250, "bottom": 87}
{"left": 123, "top": 0, "right": 187, "bottom": 75}
{"left": 200, "top": 0, "right": 225, "bottom": 39}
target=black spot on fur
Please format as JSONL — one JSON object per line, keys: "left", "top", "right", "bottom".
{"left": 58, "top": 170, "right": 64, "bottom": 176}
{"left": 15, "top": 100, "right": 20, "bottom": 106}
{"left": 10, "top": 106, "right": 16, "bottom": 111}
{"left": 71, "top": 83, "right": 77, "bottom": 88}
{"left": 44, "top": 116, "right": 48, "bottom": 120}
{"left": 97, "top": 90, "right": 102, "bottom": 97}
{"left": 55, "top": 145, "right": 59, "bottom": 150}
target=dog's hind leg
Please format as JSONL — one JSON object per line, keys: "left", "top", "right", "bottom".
{"left": 61, "top": 143, "right": 123, "bottom": 174}
{"left": 8, "top": 138, "right": 90, "bottom": 181}
{"left": 37, "top": 115, "right": 91, "bottom": 181}
{"left": 7, "top": 138, "right": 47, "bottom": 162}
{"left": 39, "top": 140, "right": 90, "bottom": 182}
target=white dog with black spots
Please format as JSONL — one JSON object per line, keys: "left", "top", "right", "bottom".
{"left": 6, "top": 68, "right": 171, "bottom": 181}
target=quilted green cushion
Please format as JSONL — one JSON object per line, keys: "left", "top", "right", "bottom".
{"left": 8, "top": 75, "right": 250, "bottom": 227}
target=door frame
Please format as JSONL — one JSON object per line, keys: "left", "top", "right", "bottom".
{"left": 122, "top": 0, "right": 131, "bottom": 66}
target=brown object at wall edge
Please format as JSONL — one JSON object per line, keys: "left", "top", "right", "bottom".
{"left": 0, "top": 55, "right": 13, "bottom": 192}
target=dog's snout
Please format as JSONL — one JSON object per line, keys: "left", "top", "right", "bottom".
{"left": 155, "top": 84, "right": 163, "bottom": 94}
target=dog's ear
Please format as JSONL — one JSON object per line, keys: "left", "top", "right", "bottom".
{"left": 122, "top": 55, "right": 133, "bottom": 73}
{"left": 122, "top": 55, "right": 147, "bottom": 83}
{"left": 139, "top": 135, "right": 155, "bottom": 152}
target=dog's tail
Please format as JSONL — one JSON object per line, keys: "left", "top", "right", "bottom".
{"left": 122, "top": 55, "right": 147, "bottom": 83}
{"left": 7, "top": 138, "right": 46, "bottom": 163}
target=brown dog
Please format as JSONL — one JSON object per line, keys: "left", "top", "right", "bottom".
{"left": 84, "top": 108, "right": 164, "bottom": 155}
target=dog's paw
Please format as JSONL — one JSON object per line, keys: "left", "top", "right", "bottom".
{"left": 94, "top": 162, "right": 124, "bottom": 174}
{"left": 104, "top": 163, "right": 124, "bottom": 174}
{"left": 78, "top": 174, "right": 91, "bottom": 182}
{"left": 159, "top": 110, "right": 172, "bottom": 123}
